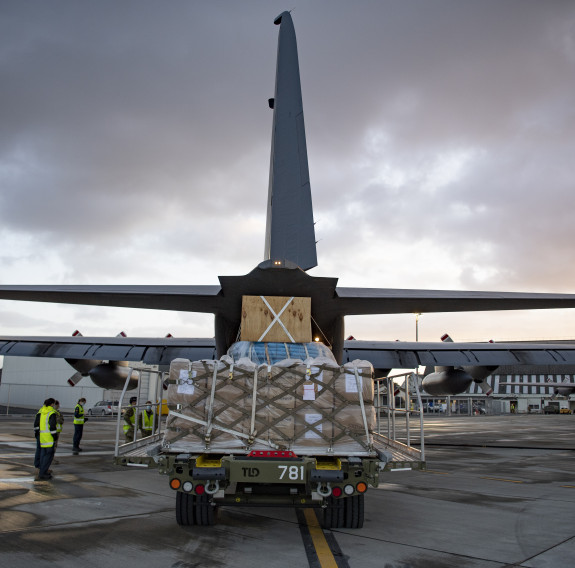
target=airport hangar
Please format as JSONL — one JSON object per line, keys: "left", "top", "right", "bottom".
{"left": 1, "top": 351, "right": 574, "bottom": 414}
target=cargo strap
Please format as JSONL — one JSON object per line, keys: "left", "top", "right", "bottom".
{"left": 204, "top": 363, "right": 220, "bottom": 443}
{"left": 169, "top": 411, "right": 279, "bottom": 449}
{"left": 354, "top": 366, "right": 373, "bottom": 451}
{"left": 248, "top": 367, "right": 259, "bottom": 444}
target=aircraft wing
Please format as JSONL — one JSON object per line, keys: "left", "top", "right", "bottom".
{"left": 0, "top": 285, "right": 223, "bottom": 313}
{"left": 0, "top": 335, "right": 216, "bottom": 366}
{"left": 342, "top": 340, "right": 575, "bottom": 369}
{"left": 335, "top": 287, "right": 575, "bottom": 314}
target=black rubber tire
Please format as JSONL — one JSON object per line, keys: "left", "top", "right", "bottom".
{"left": 344, "top": 495, "right": 354, "bottom": 528}
{"left": 176, "top": 492, "right": 195, "bottom": 526}
{"left": 195, "top": 494, "right": 217, "bottom": 526}
{"left": 334, "top": 497, "right": 345, "bottom": 528}
{"left": 356, "top": 494, "right": 364, "bottom": 528}
{"left": 322, "top": 497, "right": 344, "bottom": 529}
{"left": 322, "top": 500, "right": 333, "bottom": 529}
{"left": 343, "top": 495, "right": 364, "bottom": 529}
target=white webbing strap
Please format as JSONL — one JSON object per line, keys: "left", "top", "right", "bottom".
{"left": 205, "top": 363, "right": 220, "bottom": 438}
{"left": 257, "top": 296, "right": 296, "bottom": 342}
{"left": 249, "top": 367, "right": 259, "bottom": 439}
{"left": 354, "top": 367, "right": 373, "bottom": 448}
{"left": 169, "top": 411, "right": 279, "bottom": 449}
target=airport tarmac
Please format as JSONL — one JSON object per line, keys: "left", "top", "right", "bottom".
{"left": 1, "top": 414, "right": 574, "bottom": 568}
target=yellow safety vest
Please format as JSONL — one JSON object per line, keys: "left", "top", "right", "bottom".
{"left": 55, "top": 410, "right": 63, "bottom": 433}
{"left": 74, "top": 404, "right": 85, "bottom": 425}
{"left": 141, "top": 410, "right": 153, "bottom": 432}
{"left": 39, "top": 406, "right": 57, "bottom": 448}
{"left": 123, "top": 406, "right": 136, "bottom": 433}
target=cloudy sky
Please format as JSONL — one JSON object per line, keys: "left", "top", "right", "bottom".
{"left": 1, "top": 0, "right": 575, "bottom": 351}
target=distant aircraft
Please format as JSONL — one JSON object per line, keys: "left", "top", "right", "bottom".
{"left": 3, "top": 11, "right": 575, "bottom": 394}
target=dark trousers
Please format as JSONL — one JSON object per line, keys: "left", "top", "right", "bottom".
{"left": 39, "top": 446, "right": 55, "bottom": 477}
{"left": 34, "top": 437, "right": 41, "bottom": 468}
{"left": 73, "top": 424, "right": 84, "bottom": 449}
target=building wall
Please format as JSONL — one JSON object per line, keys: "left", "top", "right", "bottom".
{"left": 0, "top": 357, "right": 105, "bottom": 412}
{"left": 0, "top": 357, "right": 163, "bottom": 413}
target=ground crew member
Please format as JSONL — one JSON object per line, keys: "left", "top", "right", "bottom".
{"left": 73, "top": 398, "right": 88, "bottom": 453}
{"left": 53, "top": 400, "right": 64, "bottom": 463}
{"left": 35, "top": 399, "right": 58, "bottom": 480}
{"left": 123, "top": 397, "right": 138, "bottom": 442}
{"left": 141, "top": 401, "right": 155, "bottom": 437}
{"left": 34, "top": 397, "right": 55, "bottom": 476}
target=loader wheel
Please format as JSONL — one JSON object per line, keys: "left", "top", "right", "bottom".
{"left": 195, "top": 494, "right": 217, "bottom": 526}
{"left": 343, "top": 495, "right": 364, "bottom": 529}
{"left": 322, "top": 496, "right": 345, "bottom": 529}
{"left": 176, "top": 492, "right": 196, "bottom": 526}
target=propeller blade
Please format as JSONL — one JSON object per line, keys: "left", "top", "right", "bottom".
{"left": 67, "top": 371, "right": 83, "bottom": 387}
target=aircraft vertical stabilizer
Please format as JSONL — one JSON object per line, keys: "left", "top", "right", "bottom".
{"left": 264, "top": 11, "right": 317, "bottom": 271}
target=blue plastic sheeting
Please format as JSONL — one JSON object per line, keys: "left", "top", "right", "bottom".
{"left": 227, "top": 341, "right": 335, "bottom": 365}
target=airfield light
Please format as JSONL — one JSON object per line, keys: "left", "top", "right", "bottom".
{"left": 195, "top": 483, "right": 206, "bottom": 496}
{"left": 182, "top": 481, "right": 193, "bottom": 493}
{"left": 314, "top": 337, "right": 320, "bottom": 342}
{"left": 356, "top": 482, "right": 367, "bottom": 493}
{"left": 343, "top": 484, "right": 354, "bottom": 496}
{"left": 169, "top": 478, "right": 181, "bottom": 490}
{"left": 331, "top": 486, "right": 343, "bottom": 498}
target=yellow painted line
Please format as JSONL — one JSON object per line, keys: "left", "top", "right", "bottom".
{"left": 424, "top": 470, "right": 449, "bottom": 475}
{"left": 480, "top": 476, "right": 523, "bottom": 483}
{"left": 303, "top": 508, "right": 338, "bottom": 568}
{"left": 560, "top": 485, "right": 575, "bottom": 488}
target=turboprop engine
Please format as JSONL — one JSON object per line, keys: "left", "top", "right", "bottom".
{"left": 422, "top": 367, "right": 474, "bottom": 396}
{"left": 64, "top": 330, "right": 139, "bottom": 390}
{"left": 88, "top": 361, "right": 140, "bottom": 390}
{"left": 421, "top": 334, "right": 497, "bottom": 396}
{"left": 65, "top": 358, "right": 140, "bottom": 390}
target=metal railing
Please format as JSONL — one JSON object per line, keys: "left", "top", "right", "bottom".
{"left": 374, "top": 371, "right": 425, "bottom": 461}
{"left": 114, "top": 368, "right": 168, "bottom": 458}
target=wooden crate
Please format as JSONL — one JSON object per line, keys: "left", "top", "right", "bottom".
{"left": 240, "top": 296, "right": 311, "bottom": 343}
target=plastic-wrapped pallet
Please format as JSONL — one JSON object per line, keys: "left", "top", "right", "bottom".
{"left": 164, "top": 356, "right": 375, "bottom": 455}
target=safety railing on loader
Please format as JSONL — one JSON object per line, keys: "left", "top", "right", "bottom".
{"left": 114, "top": 367, "right": 168, "bottom": 458}
{"left": 373, "top": 371, "right": 425, "bottom": 463}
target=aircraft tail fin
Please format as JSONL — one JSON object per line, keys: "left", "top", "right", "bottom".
{"left": 264, "top": 11, "right": 317, "bottom": 271}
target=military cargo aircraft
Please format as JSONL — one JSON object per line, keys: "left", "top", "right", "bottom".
{"left": 2, "top": 11, "right": 575, "bottom": 393}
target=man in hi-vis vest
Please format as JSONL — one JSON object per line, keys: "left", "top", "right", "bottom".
{"left": 123, "top": 397, "right": 138, "bottom": 442}
{"left": 73, "top": 398, "right": 88, "bottom": 453}
{"left": 33, "top": 398, "right": 58, "bottom": 481}
{"left": 140, "top": 401, "right": 156, "bottom": 437}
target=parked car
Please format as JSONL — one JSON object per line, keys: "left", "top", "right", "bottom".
{"left": 87, "top": 400, "right": 119, "bottom": 416}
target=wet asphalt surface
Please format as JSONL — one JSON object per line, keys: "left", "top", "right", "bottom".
{"left": 1, "top": 414, "right": 574, "bottom": 567}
